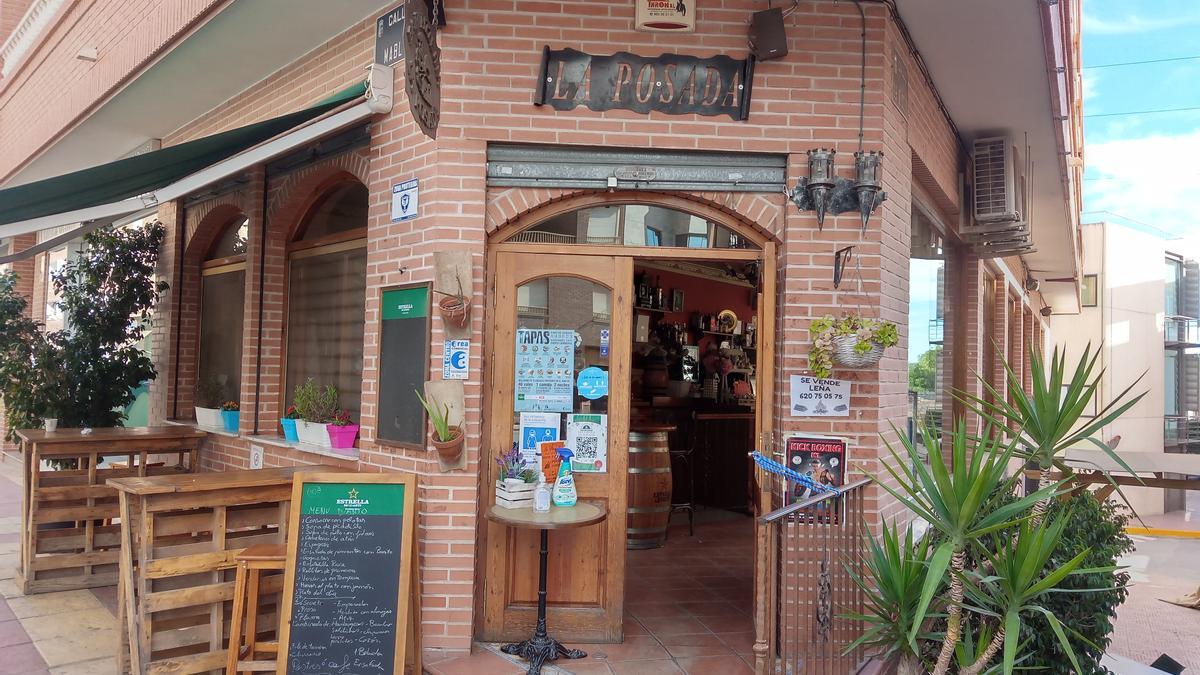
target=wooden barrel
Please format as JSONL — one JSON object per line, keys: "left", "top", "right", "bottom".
{"left": 627, "top": 426, "right": 674, "bottom": 549}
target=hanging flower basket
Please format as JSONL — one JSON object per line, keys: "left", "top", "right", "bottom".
{"left": 832, "top": 334, "right": 886, "bottom": 369}
{"left": 807, "top": 314, "right": 898, "bottom": 378}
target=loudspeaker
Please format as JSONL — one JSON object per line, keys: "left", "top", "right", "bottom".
{"left": 750, "top": 7, "right": 789, "bottom": 61}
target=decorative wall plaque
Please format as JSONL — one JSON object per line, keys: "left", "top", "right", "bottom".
{"left": 535, "top": 47, "right": 755, "bottom": 121}
{"left": 404, "top": 0, "right": 441, "bottom": 139}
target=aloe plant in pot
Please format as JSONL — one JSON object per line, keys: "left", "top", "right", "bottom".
{"left": 415, "top": 389, "right": 464, "bottom": 462}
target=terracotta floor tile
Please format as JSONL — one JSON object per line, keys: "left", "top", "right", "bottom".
{"left": 627, "top": 602, "right": 685, "bottom": 619}
{"left": 674, "top": 654, "right": 754, "bottom": 675}
{"left": 637, "top": 614, "right": 711, "bottom": 637}
{"left": 714, "top": 631, "right": 756, "bottom": 657}
{"left": 606, "top": 659, "right": 685, "bottom": 675}
{"left": 557, "top": 660, "right": 616, "bottom": 674}
{"left": 623, "top": 617, "right": 649, "bottom": 636}
{"left": 584, "top": 635, "right": 671, "bottom": 662}
{"left": 656, "top": 634, "right": 734, "bottom": 659}
{"left": 696, "top": 613, "right": 753, "bottom": 634}
{"left": 674, "top": 601, "right": 742, "bottom": 618}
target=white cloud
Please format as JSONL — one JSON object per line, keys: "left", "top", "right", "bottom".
{"left": 1082, "top": 12, "right": 1200, "bottom": 34}
{"left": 1085, "top": 130, "right": 1200, "bottom": 236}
{"left": 1082, "top": 72, "right": 1101, "bottom": 105}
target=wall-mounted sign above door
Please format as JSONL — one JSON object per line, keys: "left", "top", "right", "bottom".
{"left": 534, "top": 47, "right": 755, "bottom": 121}
{"left": 635, "top": 0, "right": 696, "bottom": 32}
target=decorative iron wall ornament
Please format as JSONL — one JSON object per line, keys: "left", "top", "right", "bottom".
{"left": 534, "top": 47, "right": 756, "bottom": 121}
{"left": 404, "top": 0, "right": 441, "bottom": 139}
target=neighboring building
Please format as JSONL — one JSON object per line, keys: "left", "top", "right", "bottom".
{"left": 0, "top": 0, "right": 1083, "bottom": 665}
{"left": 1051, "top": 220, "right": 1198, "bottom": 516}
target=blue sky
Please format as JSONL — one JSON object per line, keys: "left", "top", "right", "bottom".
{"left": 1081, "top": 0, "right": 1200, "bottom": 238}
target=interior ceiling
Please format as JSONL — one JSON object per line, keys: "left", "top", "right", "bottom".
{"left": 897, "top": 0, "right": 1079, "bottom": 312}
{"left": 7, "top": 0, "right": 391, "bottom": 187}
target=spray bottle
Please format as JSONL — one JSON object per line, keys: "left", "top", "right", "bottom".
{"left": 552, "top": 448, "right": 578, "bottom": 507}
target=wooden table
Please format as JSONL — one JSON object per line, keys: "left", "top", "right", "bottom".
{"left": 1055, "top": 448, "right": 1200, "bottom": 499}
{"left": 109, "top": 465, "right": 337, "bottom": 675}
{"left": 487, "top": 502, "right": 607, "bottom": 675}
{"left": 14, "top": 426, "right": 206, "bottom": 594}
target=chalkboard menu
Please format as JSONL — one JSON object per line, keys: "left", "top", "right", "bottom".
{"left": 377, "top": 285, "right": 430, "bottom": 446}
{"left": 279, "top": 473, "right": 419, "bottom": 675}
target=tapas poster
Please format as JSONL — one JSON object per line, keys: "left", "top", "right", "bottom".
{"left": 515, "top": 329, "right": 576, "bottom": 412}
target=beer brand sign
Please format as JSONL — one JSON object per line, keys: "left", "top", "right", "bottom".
{"left": 534, "top": 47, "right": 755, "bottom": 121}
{"left": 635, "top": 0, "right": 695, "bottom": 32}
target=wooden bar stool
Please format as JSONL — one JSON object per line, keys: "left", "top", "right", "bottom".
{"left": 226, "top": 543, "right": 287, "bottom": 674}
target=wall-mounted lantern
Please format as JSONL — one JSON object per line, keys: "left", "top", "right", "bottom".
{"left": 788, "top": 149, "right": 888, "bottom": 232}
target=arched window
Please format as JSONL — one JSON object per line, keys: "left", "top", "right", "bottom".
{"left": 285, "top": 181, "right": 368, "bottom": 421}
{"left": 198, "top": 215, "right": 250, "bottom": 405}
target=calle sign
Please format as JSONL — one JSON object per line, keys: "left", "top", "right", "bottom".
{"left": 534, "top": 47, "right": 755, "bottom": 121}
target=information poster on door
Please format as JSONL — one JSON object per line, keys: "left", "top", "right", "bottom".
{"left": 515, "top": 329, "right": 576, "bottom": 412}
{"left": 567, "top": 413, "right": 608, "bottom": 472}
{"left": 519, "top": 412, "right": 561, "bottom": 468}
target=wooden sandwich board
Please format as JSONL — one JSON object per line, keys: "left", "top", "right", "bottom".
{"left": 277, "top": 472, "right": 421, "bottom": 674}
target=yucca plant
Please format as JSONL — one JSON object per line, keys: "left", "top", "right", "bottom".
{"left": 959, "top": 518, "right": 1100, "bottom": 675}
{"left": 845, "top": 521, "right": 939, "bottom": 675}
{"left": 871, "top": 420, "right": 1058, "bottom": 675}
{"left": 957, "top": 343, "right": 1146, "bottom": 524}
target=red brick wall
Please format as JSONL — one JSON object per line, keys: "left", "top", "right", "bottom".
{"left": 28, "top": 0, "right": 1048, "bottom": 653}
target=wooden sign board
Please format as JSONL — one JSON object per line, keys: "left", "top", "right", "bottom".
{"left": 278, "top": 473, "right": 421, "bottom": 675}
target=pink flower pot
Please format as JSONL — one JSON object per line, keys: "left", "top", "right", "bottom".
{"left": 327, "top": 424, "right": 359, "bottom": 453}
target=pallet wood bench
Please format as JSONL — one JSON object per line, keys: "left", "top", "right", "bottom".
{"left": 110, "top": 465, "right": 339, "bottom": 675}
{"left": 14, "top": 426, "right": 206, "bottom": 595}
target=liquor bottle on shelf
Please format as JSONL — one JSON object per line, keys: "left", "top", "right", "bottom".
{"left": 654, "top": 276, "right": 665, "bottom": 310}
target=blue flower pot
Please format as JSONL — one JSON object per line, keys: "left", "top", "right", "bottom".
{"left": 220, "top": 409, "right": 240, "bottom": 433}
{"left": 280, "top": 417, "right": 299, "bottom": 442}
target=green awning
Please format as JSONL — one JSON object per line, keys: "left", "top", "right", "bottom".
{"left": 0, "top": 82, "right": 366, "bottom": 227}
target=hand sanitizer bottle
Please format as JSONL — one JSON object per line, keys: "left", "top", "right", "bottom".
{"left": 552, "top": 448, "right": 578, "bottom": 507}
{"left": 533, "top": 475, "right": 551, "bottom": 512}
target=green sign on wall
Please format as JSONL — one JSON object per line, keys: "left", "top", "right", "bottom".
{"left": 300, "top": 482, "right": 406, "bottom": 516}
{"left": 382, "top": 287, "right": 428, "bottom": 320}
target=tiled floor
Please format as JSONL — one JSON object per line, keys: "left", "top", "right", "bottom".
{"left": 425, "top": 511, "right": 758, "bottom": 675}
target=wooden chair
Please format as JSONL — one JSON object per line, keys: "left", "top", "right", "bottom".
{"left": 226, "top": 544, "right": 287, "bottom": 674}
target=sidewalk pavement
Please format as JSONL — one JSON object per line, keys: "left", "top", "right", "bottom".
{"left": 0, "top": 453, "right": 118, "bottom": 675}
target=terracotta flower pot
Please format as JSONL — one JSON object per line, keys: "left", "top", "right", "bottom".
{"left": 438, "top": 295, "right": 471, "bottom": 329}
{"left": 431, "top": 426, "right": 465, "bottom": 462}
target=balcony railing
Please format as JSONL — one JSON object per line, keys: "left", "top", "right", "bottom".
{"left": 1164, "top": 415, "right": 1200, "bottom": 448}
{"left": 929, "top": 318, "right": 944, "bottom": 345}
{"left": 761, "top": 478, "right": 873, "bottom": 674}
{"left": 1165, "top": 316, "right": 1200, "bottom": 348}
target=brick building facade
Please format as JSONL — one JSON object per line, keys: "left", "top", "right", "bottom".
{"left": 0, "top": 0, "right": 1082, "bottom": 662}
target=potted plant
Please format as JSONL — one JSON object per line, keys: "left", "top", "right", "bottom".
{"left": 494, "top": 443, "right": 537, "bottom": 508}
{"left": 327, "top": 409, "right": 360, "bottom": 454}
{"left": 292, "top": 379, "right": 338, "bottom": 448}
{"left": 280, "top": 405, "right": 301, "bottom": 442}
{"left": 194, "top": 376, "right": 225, "bottom": 428}
{"left": 42, "top": 403, "right": 59, "bottom": 433}
{"left": 807, "top": 314, "right": 899, "bottom": 378}
{"left": 220, "top": 400, "right": 240, "bottom": 433}
{"left": 434, "top": 278, "right": 471, "bottom": 329}
{"left": 415, "top": 388, "right": 464, "bottom": 462}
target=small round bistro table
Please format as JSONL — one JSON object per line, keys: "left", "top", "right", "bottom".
{"left": 486, "top": 500, "right": 608, "bottom": 675}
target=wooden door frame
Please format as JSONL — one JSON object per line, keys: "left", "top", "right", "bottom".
{"left": 476, "top": 194, "right": 779, "bottom": 651}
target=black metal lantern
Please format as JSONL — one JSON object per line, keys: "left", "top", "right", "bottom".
{"left": 853, "top": 150, "right": 884, "bottom": 232}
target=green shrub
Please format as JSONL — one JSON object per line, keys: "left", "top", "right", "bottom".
{"left": 1018, "top": 491, "right": 1132, "bottom": 674}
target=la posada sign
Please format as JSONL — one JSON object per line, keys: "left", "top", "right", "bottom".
{"left": 535, "top": 47, "right": 756, "bottom": 121}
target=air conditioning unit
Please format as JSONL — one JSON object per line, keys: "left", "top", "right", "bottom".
{"left": 971, "top": 136, "right": 1027, "bottom": 225}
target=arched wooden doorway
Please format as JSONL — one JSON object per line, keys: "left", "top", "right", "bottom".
{"left": 478, "top": 193, "right": 778, "bottom": 647}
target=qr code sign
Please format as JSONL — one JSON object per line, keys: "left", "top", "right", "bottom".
{"left": 576, "top": 435, "right": 599, "bottom": 462}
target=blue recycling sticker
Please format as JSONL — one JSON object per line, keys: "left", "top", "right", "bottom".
{"left": 576, "top": 366, "right": 609, "bottom": 400}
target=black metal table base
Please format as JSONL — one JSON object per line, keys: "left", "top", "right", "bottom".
{"left": 503, "top": 528, "right": 587, "bottom": 674}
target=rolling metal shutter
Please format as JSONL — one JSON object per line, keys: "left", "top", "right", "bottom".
{"left": 486, "top": 144, "right": 786, "bottom": 193}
